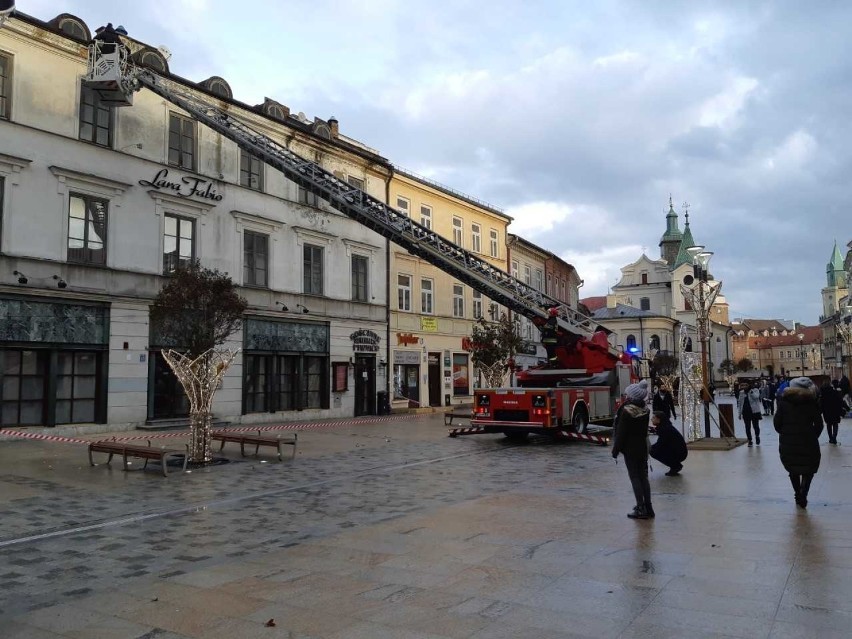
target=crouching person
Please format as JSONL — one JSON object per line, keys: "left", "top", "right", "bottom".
{"left": 650, "top": 410, "right": 688, "bottom": 476}
{"left": 612, "top": 381, "right": 654, "bottom": 519}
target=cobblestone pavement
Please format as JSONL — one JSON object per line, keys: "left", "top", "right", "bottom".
{"left": 2, "top": 411, "right": 852, "bottom": 638}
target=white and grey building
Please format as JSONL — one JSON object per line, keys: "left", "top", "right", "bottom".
{"left": 0, "top": 11, "right": 392, "bottom": 431}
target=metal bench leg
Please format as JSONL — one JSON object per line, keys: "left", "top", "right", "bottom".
{"left": 122, "top": 451, "right": 129, "bottom": 472}
{"left": 257, "top": 430, "right": 262, "bottom": 457}
{"left": 219, "top": 439, "right": 226, "bottom": 451}
{"left": 277, "top": 440, "right": 283, "bottom": 462}
{"left": 161, "top": 454, "right": 169, "bottom": 477}
{"left": 105, "top": 452, "right": 114, "bottom": 466}
{"left": 88, "top": 447, "right": 95, "bottom": 467}
{"left": 292, "top": 433, "right": 298, "bottom": 459}
{"left": 182, "top": 446, "right": 189, "bottom": 473}
{"left": 240, "top": 441, "right": 246, "bottom": 457}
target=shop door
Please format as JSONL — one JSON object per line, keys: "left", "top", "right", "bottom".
{"left": 428, "top": 353, "right": 442, "bottom": 407}
{"left": 0, "top": 349, "right": 48, "bottom": 426}
{"left": 354, "top": 355, "right": 376, "bottom": 416}
{"left": 150, "top": 352, "right": 189, "bottom": 419}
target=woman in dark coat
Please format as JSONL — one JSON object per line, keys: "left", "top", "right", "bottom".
{"left": 774, "top": 377, "right": 824, "bottom": 508}
{"left": 820, "top": 381, "right": 844, "bottom": 445}
{"left": 650, "top": 410, "right": 688, "bottom": 476}
{"left": 612, "top": 381, "right": 653, "bottom": 519}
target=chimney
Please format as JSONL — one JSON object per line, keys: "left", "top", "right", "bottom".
{"left": 328, "top": 116, "right": 339, "bottom": 138}
{"left": 606, "top": 294, "right": 617, "bottom": 309}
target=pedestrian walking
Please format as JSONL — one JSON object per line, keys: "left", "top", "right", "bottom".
{"left": 652, "top": 384, "right": 677, "bottom": 421}
{"left": 774, "top": 377, "right": 823, "bottom": 508}
{"left": 738, "top": 381, "right": 763, "bottom": 446}
{"left": 650, "top": 410, "right": 688, "bottom": 476}
{"left": 820, "top": 381, "right": 844, "bottom": 445}
{"left": 612, "top": 381, "right": 653, "bottom": 519}
{"left": 760, "top": 380, "right": 772, "bottom": 416}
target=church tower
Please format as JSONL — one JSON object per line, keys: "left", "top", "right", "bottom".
{"left": 822, "top": 241, "right": 849, "bottom": 318}
{"left": 658, "top": 196, "right": 683, "bottom": 265}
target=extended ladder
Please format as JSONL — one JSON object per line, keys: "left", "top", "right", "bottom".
{"left": 86, "top": 52, "right": 604, "bottom": 343}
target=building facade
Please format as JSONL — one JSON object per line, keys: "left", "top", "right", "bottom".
{"left": 0, "top": 12, "right": 392, "bottom": 430}
{"left": 819, "top": 241, "right": 851, "bottom": 379}
{"left": 506, "top": 234, "right": 549, "bottom": 369}
{"left": 388, "top": 170, "right": 511, "bottom": 409}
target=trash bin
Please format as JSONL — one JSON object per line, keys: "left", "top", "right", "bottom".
{"left": 376, "top": 391, "right": 390, "bottom": 415}
{"left": 718, "top": 403, "right": 735, "bottom": 437}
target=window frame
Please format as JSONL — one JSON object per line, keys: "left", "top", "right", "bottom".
{"left": 303, "top": 243, "right": 325, "bottom": 295}
{"left": 162, "top": 213, "right": 195, "bottom": 274}
{"left": 239, "top": 149, "right": 264, "bottom": 191}
{"left": 472, "top": 290, "right": 483, "bottom": 319}
{"left": 452, "top": 216, "right": 463, "bottom": 246}
{"left": 347, "top": 176, "right": 365, "bottom": 190}
{"left": 420, "top": 277, "right": 434, "bottom": 314}
{"left": 396, "top": 196, "right": 410, "bottom": 217}
{"left": 453, "top": 283, "right": 465, "bottom": 318}
{"left": 471, "top": 223, "right": 482, "bottom": 253}
{"left": 78, "top": 85, "right": 113, "bottom": 148}
{"left": 243, "top": 229, "right": 269, "bottom": 288}
{"left": 489, "top": 228, "right": 498, "bottom": 257}
{"left": 0, "top": 51, "right": 11, "bottom": 120}
{"left": 351, "top": 254, "right": 369, "bottom": 302}
{"left": 397, "top": 273, "right": 412, "bottom": 312}
{"left": 420, "top": 204, "right": 432, "bottom": 230}
{"left": 523, "top": 265, "right": 531, "bottom": 285}
{"left": 67, "top": 192, "right": 108, "bottom": 266}
{"left": 640, "top": 297, "right": 651, "bottom": 311}
{"left": 168, "top": 112, "right": 197, "bottom": 171}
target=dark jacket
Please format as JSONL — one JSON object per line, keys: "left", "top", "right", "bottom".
{"left": 774, "top": 386, "right": 823, "bottom": 475}
{"left": 650, "top": 415, "right": 688, "bottom": 466}
{"left": 652, "top": 390, "right": 677, "bottom": 420}
{"left": 612, "top": 401, "right": 649, "bottom": 461}
{"left": 820, "top": 383, "right": 844, "bottom": 424}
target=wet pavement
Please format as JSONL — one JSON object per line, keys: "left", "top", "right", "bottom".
{"left": 2, "top": 406, "right": 852, "bottom": 638}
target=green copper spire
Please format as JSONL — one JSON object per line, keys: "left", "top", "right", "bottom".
{"left": 660, "top": 195, "right": 683, "bottom": 242}
{"left": 672, "top": 211, "right": 697, "bottom": 270}
{"left": 827, "top": 241, "right": 847, "bottom": 287}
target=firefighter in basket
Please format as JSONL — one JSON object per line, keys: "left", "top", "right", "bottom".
{"left": 541, "top": 307, "right": 560, "bottom": 367}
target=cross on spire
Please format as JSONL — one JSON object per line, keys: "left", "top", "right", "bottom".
{"left": 683, "top": 201, "right": 690, "bottom": 225}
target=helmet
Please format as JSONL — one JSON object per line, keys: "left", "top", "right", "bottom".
{"left": 549, "top": 307, "right": 559, "bottom": 317}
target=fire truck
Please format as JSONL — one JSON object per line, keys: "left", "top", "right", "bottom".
{"left": 1, "top": 7, "right": 640, "bottom": 443}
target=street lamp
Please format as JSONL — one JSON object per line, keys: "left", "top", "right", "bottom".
{"left": 681, "top": 246, "right": 721, "bottom": 439}
{"left": 798, "top": 333, "right": 805, "bottom": 376}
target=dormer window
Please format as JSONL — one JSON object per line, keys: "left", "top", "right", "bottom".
{"left": 200, "top": 76, "right": 233, "bottom": 100}
{"left": 59, "top": 18, "right": 87, "bottom": 40}
{"left": 313, "top": 123, "right": 331, "bottom": 139}
{"left": 267, "top": 104, "right": 287, "bottom": 119}
{"left": 140, "top": 51, "right": 166, "bottom": 72}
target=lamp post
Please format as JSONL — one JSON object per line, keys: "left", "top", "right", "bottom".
{"left": 681, "top": 246, "right": 721, "bottom": 439}
{"left": 798, "top": 333, "right": 805, "bottom": 376}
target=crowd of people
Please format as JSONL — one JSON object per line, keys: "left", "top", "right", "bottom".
{"left": 611, "top": 374, "right": 851, "bottom": 519}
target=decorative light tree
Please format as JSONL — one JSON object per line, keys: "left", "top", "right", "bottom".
{"left": 150, "top": 260, "right": 247, "bottom": 464}
{"left": 465, "top": 313, "right": 524, "bottom": 388}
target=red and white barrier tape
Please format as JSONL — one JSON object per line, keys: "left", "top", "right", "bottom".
{"left": 448, "top": 427, "right": 487, "bottom": 437}
{"left": 559, "top": 430, "right": 611, "bottom": 445}
{"left": 0, "top": 429, "right": 90, "bottom": 445}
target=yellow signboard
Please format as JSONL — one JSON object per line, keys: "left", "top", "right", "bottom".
{"left": 421, "top": 316, "right": 438, "bottom": 332}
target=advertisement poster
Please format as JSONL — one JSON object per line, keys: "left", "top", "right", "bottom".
{"left": 452, "top": 353, "right": 469, "bottom": 396}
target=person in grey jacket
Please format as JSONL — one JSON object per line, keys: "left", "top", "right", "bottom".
{"left": 738, "top": 382, "right": 764, "bottom": 446}
{"left": 612, "top": 381, "right": 653, "bottom": 519}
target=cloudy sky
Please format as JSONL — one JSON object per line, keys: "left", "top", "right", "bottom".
{"left": 24, "top": 0, "right": 852, "bottom": 323}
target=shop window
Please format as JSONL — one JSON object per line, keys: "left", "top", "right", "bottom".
{"left": 0, "top": 52, "right": 11, "bottom": 120}
{"left": 68, "top": 193, "right": 107, "bottom": 265}
{"left": 303, "top": 243, "right": 324, "bottom": 295}
{"left": 0, "top": 350, "right": 47, "bottom": 426}
{"left": 240, "top": 149, "right": 263, "bottom": 191}
{"left": 453, "top": 353, "right": 470, "bottom": 396}
{"left": 168, "top": 112, "right": 196, "bottom": 170}
{"left": 243, "top": 230, "right": 268, "bottom": 287}
{"left": 79, "top": 85, "right": 113, "bottom": 147}
{"left": 351, "top": 254, "right": 368, "bottom": 302}
{"left": 55, "top": 352, "right": 97, "bottom": 423}
{"left": 243, "top": 353, "right": 329, "bottom": 413}
{"left": 163, "top": 214, "right": 194, "bottom": 273}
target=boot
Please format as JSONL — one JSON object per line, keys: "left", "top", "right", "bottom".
{"left": 645, "top": 503, "right": 655, "bottom": 518}
{"left": 627, "top": 506, "right": 650, "bottom": 519}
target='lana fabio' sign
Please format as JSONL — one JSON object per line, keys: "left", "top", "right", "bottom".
{"left": 140, "top": 168, "right": 224, "bottom": 202}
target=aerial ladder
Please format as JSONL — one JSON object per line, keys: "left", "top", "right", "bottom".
{"left": 73, "top": 38, "right": 620, "bottom": 365}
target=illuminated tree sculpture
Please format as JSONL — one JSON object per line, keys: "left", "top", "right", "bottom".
{"left": 466, "top": 313, "right": 524, "bottom": 388}
{"left": 150, "top": 260, "right": 247, "bottom": 463}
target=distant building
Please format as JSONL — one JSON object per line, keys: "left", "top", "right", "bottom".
{"left": 819, "top": 241, "right": 851, "bottom": 379}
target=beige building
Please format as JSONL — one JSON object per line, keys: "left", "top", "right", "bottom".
{"left": 389, "top": 170, "right": 511, "bottom": 409}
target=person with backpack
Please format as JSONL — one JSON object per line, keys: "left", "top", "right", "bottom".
{"left": 738, "top": 381, "right": 763, "bottom": 446}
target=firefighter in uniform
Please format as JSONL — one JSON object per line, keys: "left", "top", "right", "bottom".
{"left": 541, "top": 307, "right": 560, "bottom": 367}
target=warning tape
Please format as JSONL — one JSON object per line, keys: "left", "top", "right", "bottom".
{"left": 448, "top": 426, "right": 487, "bottom": 438}
{"left": 0, "top": 413, "right": 432, "bottom": 446}
{"left": 559, "top": 430, "right": 611, "bottom": 445}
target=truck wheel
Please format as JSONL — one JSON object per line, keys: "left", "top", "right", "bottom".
{"left": 572, "top": 408, "right": 589, "bottom": 434}
{"left": 504, "top": 431, "right": 528, "bottom": 442}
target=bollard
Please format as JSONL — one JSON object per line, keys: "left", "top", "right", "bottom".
{"left": 718, "top": 403, "right": 735, "bottom": 437}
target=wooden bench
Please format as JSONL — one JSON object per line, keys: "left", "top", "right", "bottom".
{"left": 88, "top": 439, "right": 187, "bottom": 477}
{"left": 211, "top": 430, "right": 297, "bottom": 461}
{"left": 444, "top": 406, "right": 474, "bottom": 426}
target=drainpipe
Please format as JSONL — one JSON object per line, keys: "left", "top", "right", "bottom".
{"left": 385, "top": 166, "right": 393, "bottom": 404}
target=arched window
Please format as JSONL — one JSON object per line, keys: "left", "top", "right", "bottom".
{"left": 267, "top": 103, "right": 288, "bottom": 119}
{"left": 59, "top": 19, "right": 87, "bottom": 39}
{"left": 313, "top": 123, "right": 331, "bottom": 139}
{"left": 640, "top": 297, "right": 650, "bottom": 311}
{"left": 200, "top": 76, "right": 233, "bottom": 99}
{"left": 140, "top": 51, "right": 167, "bottom": 72}
{"left": 626, "top": 334, "right": 637, "bottom": 352}
{"left": 650, "top": 334, "right": 660, "bottom": 350}
{"left": 685, "top": 337, "right": 693, "bottom": 352}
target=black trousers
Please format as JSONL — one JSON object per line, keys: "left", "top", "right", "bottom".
{"left": 789, "top": 473, "right": 813, "bottom": 497}
{"left": 624, "top": 455, "right": 652, "bottom": 510}
{"left": 744, "top": 416, "right": 761, "bottom": 442}
{"left": 827, "top": 421, "right": 839, "bottom": 442}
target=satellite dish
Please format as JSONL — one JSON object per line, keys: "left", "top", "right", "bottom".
{"left": 157, "top": 45, "right": 172, "bottom": 61}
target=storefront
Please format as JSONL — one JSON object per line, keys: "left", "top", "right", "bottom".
{"left": 0, "top": 296, "right": 109, "bottom": 427}
{"left": 350, "top": 329, "right": 379, "bottom": 416}
{"left": 393, "top": 349, "right": 421, "bottom": 408}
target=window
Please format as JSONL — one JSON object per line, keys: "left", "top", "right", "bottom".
{"left": 420, "top": 205, "right": 432, "bottom": 230}
{"left": 0, "top": 176, "right": 4, "bottom": 246}
{"left": 489, "top": 229, "right": 498, "bottom": 257}
{"left": 59, "top": 19, "right": 87, "bottom": 40}
{"left": 534, "top": 270, "right": 543, "bottom": 292}
{"left": 489, "top": 302, "right": 499, "bottom": 320}
{"left": 452, "top": 217, "right": 463, "bottom": 246}
{"left": 303, "top": 244, "right": 324, "bottom": 295}
{"left": 523, "top": 265, "right": 531, "bottom": 285}
{"left": 351, "top": 254, "right": 368, "bottom": 302}
{"left": 244, "top": 353, "right": 329, "bottom": 413}
{"left": 421, "top": 278, "right": 433, "bottom": 314}
{"left": 240, "top": 149, "right": 263, "bottom": 190}
{"left": 55, "top": 351, "right": 97, "bottom": 424}
{"left": 243, "top": 230, "right": 268, "bottom": 287}
{"left": 68, "top": 194, "right": 107, "bottom": 265}
{"left": 168, "top": 113, "right": 196, "bottom": 170}
{"left": 0, "top": 53, "right": 10, "bottom": 119}
{"left": 640, "top": 297, "right": 650, "bottom": 311}
{"left": 140, "top": 51, "right": 167, "bottom": 72}
{"left": 163, "top": 214, "right": 194, "bottom": 273}
{"left": 626, "top": 335, "right": 637, "bottom": 352}
{"left": 787, "top": 350, "right": 792, "bottom": 359}
{"left": 453, "top": 353, "right": 469, "bottom": 396}
{"left": 471, "top": 223, "right": 482, "bottom": 253}
{"left": 396, "top": 196, "right": 410, "bottom": 216}
{"left": 397, "top": 274, "right": 412, "bottom": 311}
{"left": 641, "top": 272, "right": 648, "bottom": 284}
{"left": 547, "top": 274, "right": 552, "bottom": 295}
{"left": 299, "top": 187, "right": 320, "bottom": 207}
{"left": 79, "top": 86, "right": 112, "bottom": 147}
{"left": 473, "top": 290, "right": 483, "bottom": 319}
{"left": 347, "top": 176, "right": 364, "bottom": 190}
{"left": 511, "top": 261, "right": 518, "bottom": 279}
{"left": 453, "top": 284, "right": 464, "bottom": 318}
{"left": 650, "top": 335, "right": 660, "bottom": 350}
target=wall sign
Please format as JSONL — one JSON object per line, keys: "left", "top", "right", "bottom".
{"left": 420, "top": 317, "right": 438, "bottom": 332}
{"left": 393, "top": 350, "right": 420, "bottom": 366}
{"left": 397, "top": 332, "right": 419, "bottom": 346}
{"left": 351, "top": 329, "right": 380, "bottom": 352}
{"left": 139, "top": 168, "right": 224, "bottom": 202}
